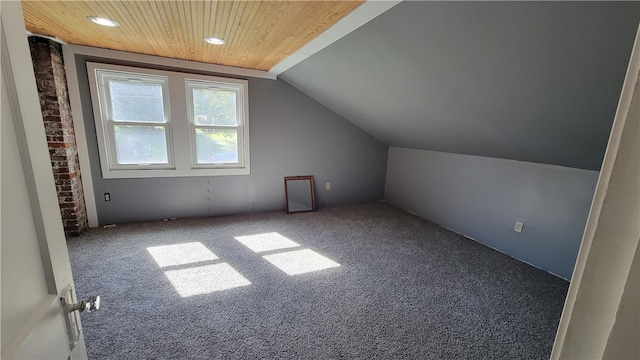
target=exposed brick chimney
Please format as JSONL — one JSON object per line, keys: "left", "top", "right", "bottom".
{"left": 29, "top": 36, "right": 88, "bottom": 237}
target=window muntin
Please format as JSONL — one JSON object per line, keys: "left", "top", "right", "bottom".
{"left": 87, "top": 62, "right": 250, "bottom": 178}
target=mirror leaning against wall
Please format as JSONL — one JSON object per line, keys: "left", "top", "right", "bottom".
{"left": 284, "top": 176, "right": 316, "bottom": 214}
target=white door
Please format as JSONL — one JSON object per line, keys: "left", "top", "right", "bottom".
{"left": 1, "top": 2, "right": 89, "bottom": 359}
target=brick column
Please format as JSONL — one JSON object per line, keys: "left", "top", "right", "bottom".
{"left": 29, "top": 37, "right": 88, "bottom": 237}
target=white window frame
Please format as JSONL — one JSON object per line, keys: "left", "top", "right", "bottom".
{"left": 185, "top": 79, "right": 246, "bottom": 169}
{"left": 91, "top": 69, "right": 174, "bottom": 171}
{"left": 87, "top": 62, "right": 250, "bottom": 178}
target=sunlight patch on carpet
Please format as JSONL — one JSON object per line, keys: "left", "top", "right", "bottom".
{"left": 234, "top": 232, "right": 300, "bottom": 253}
{"left": 147, "top": 242, "right": 218, "bottom": 267}
{"left": 262, "top": 249, "right": 340, "bottom": 276}
{"left": 164, "top": 263, "right": 251, "bottom": 297}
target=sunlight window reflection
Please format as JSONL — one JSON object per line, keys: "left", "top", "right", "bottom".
{"left": 262, "top": 249, "right": 340, "bottom": 276}
{"left": 234, "top": 232, "right": 300, "bottom": 253}
{"left": 147, "top": 242, "right": 218, "bottom": 268}
{"left": 164, "top": 263, "right": 251, "bottom": 297}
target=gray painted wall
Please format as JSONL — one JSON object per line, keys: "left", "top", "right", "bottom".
{"left": 282, "top": 1, "right": 640, "bottom": 170}
{"left": 73, "top": 55, "right": 388, "bottom": 225}
{"left": 385, "top": 147, "right": 598, "bottom": 279}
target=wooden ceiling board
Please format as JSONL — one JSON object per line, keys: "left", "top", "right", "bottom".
{"left": 21, "top": 1, "right": 363, "bottom": 71}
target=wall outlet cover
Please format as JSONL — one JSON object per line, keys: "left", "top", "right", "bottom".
{"left": 514, "top": 221, "right": 524, "bottom": 233}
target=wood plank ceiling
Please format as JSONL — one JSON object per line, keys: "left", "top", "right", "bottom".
{"left": 21, "top": 1, "right": 363, "bottom": 71}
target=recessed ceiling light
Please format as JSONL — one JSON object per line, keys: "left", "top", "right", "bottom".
{"left": 87, "top": 16, "right": 120, "bottom": 27}
{"left": 204, "top": 36, "right": 226, "bottom": 45}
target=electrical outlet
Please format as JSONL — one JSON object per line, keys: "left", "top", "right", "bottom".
{"left": 325, "top": 182, "right": 331, "bottom": 190}
{"left": 514, "top": 221, "right": 523, "bottom": 233}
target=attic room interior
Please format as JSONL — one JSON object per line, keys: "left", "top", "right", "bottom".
{"left": 1, "top": 1, "right": 639, "bottom": 359}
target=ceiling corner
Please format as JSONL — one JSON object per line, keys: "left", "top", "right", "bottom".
{"left": 269, "top": 0, "right": 402, "bottom": 77}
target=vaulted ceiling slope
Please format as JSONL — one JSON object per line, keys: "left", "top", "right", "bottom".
{"left": 281, "top": 2, "right": 640, "bottom": 170}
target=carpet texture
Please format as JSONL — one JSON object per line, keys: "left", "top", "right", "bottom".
{"left": 67, "top": 202, "right": 568, "bottom": 359}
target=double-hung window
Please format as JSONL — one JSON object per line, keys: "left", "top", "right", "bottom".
{"left": 87, "top": 62, "right": 250, "bottom": 178}
{"left": 93, "top": 70, "right": 172, "bottom": 169}
{"left": 186, "top": 80, "right": 245, "bottom": 168}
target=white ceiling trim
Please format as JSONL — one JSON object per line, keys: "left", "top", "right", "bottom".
{"left": 65, "top": 44, "right": 278, "bottom": 80}
{"left": 269, "top": 0, "right": 402, "bottom": 76}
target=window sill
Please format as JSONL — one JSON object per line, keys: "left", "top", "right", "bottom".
{"left": 101, "top": 167, "right": 250, "bottom": 179}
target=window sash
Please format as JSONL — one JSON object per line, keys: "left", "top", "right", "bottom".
{"left": 192, "top": 126, "right": 243, "bottom": 167}
{"left": 186, "top": 79, "right": 246, "bottom": 168}
{"left": 108, "top": 122, "right": 172, "bottom": 168}
{"left": 95, "top": 70, "right": 174, "bottom": 170}
{"left": 105, "top": 78, "right": 167, "bottom": 124}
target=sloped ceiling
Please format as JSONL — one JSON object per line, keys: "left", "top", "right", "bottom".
{"left": 281, "top": 1, "right": 640, "bottom": 170}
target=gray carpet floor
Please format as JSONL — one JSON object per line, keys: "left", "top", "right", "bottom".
{"left": 67, "top": 202, "right": 569, "bottom": 359}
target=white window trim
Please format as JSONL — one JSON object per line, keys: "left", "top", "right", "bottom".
{"left": 87, "top": 62, "right": 250, "bottom": 178}
{"left": 185, "top": 79, "right": 246, "bottom": 169}
{"left": 92, "top": 69, "right": 174, "bottom": 171}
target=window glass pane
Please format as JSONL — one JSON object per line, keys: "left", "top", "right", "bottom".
{"left": 110, "top": 80, "right": 165, "bottom": 123}
{"left": 192, "top": 88, "right": 237, "bottom": 126}
{"left": 195, "top": 128, "right": 238, "bottom": 164}
{"left": 114, "top": 125, "right": 168, "bottom": 164}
